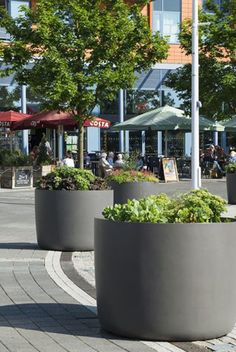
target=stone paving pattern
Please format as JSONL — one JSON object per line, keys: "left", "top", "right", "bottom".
{"left": 0, "top": 181, "right": 236, "bottom": 352}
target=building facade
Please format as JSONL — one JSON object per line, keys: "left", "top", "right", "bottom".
{"left": 0, "top": 0, "right": 222, "bottom": 156}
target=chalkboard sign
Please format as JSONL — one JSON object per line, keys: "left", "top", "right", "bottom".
{"left": 15, "top": 168, "right": 32, "bottom": 187}
{"left": 162, "top": 158, "right": 179, "bottom": 183}
{"left": 1, "top": 166, "right": 33, "bottom": 188}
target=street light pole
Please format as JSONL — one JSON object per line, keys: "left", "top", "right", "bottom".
{"left": 119, "top": 89, "right": 124, "bottom": 153}
{"left": 21, "top": 85, "right": 29, "bottom": 155}
{"left": 191, "top": 0, "right": 201, "bottom": 189}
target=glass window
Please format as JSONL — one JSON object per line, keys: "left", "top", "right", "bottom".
{"left": 202, "top": 0, "right": 222, "bottom": 12}
{"left": 9, "top": 0, "right": 29, "bottom": 18}
{"left": 163, "top": 0, "right": 181, "bottom": 12}
{"left": 0, "top": 0, "right": 9, "bottom": 11}
{"left": 163, "top": 12, "right": 180, "bottom": 43}
{"left": 152, "top": 0, "right": 181, "bottom": 44}
{"left": 153, "top": 0, "right": 180, "bottom": 12}
{"left": 153, "top": 0, "right": 162, "bottom": 11}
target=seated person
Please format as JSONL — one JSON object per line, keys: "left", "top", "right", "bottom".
{"left": 107, "top": 152, "right": 114, "bottom": 166}
{"left": 203, "top": 146, "right": 223, "bottom": 176}
{"left": 29, "top": 145, "right": 39, "bottom": 165}
{"left": 114, "top": 153, "right": 125, "bottom": 169}
{"left": 136, "top": 155, "right": 144, "bottom": 171}
{"left": 62, "top": 150, "right": 75, "bottom": 167}
{"left": 98, "top": 152, "right": 113, "bottom": 177}
{"left": 229, "top": 151, "right": 236, "bottom": 163}
{"left": 84, "top": 152, "right": 91, "bottom": 168}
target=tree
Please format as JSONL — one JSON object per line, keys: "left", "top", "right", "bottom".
{"left": 0, "top": 0, "right": 168, "bottom": 167}
{"left": 0, "top": 86, "right": 20, "bottom": 111}
{"left": 165, "top": 0, "right": 236, "bottom": 120}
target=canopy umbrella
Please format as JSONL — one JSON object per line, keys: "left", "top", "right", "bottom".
{"left": 111, "top": 105, "right": 224, "bottom": 132}
{"left": 0, "top": 110, "right": 30, "bottom": 128}
{"left": 12, "top": 110, "right": 111, "bottom": 130}
{"left": 221, "top": 116, "right": 236, "bottom": 131}
{"left": 110, "top": 105, "right": 224, "bottom": 156}
{"left": 0, "top": 110, "right": 30, "bottom": 151}
{"left": 198, "top": 116, "right": 225, "bottom": 132}
{"left": 12, "top": 110, "right": 111, "bottom": 160}
{"left": 111, "top": 106, "right": 191, "bottom": 132}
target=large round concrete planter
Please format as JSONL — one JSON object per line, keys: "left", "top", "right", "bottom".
{"left": 95, "top": 219, "right": 236, "bottom": 341}
{"left": 35, "top": 189, "right": 113, "bottom": 251}
{"left": 109, "top": 181, "right": 160, "bottom": 204}
{"left": 226, "top": 173, "right": 236, "bottom": 204}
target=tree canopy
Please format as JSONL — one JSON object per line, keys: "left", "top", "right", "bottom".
{"left": 0, "top": 0, "right": 168, "bottom": 165}
{"left": 165, "top": 0, "right": 236, "bottom": 120}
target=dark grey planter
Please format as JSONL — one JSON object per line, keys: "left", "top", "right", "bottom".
{"left": 95, "top": 219, "right": 236, "bottom": 341}
{"left": 226, "top": 173, "right": 236, "bottom": 204}
{"left": 35, "top": 189, "right": 113, "bottom": 251}
{"left": 109, "top": 181, "right": 160, "bottom": 204}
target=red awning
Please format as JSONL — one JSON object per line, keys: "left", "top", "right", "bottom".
{"left": 83, "top": 117, "right": 111, "bottom": 128}
{"left": 0, "top": 111, "right": 30, "bottom": 128}
{"left": 12, "top": 111, "right": 111, "bottom": 130}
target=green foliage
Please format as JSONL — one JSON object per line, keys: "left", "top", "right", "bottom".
{"left": 103, "top": 189, "right": 227, "bottom": 223}
{"left": 36, "top": 134, "right": 52, "bottom": 166}
{"left": 0, "top": 0, "right": 168, "bottom": 167}
{"left": 122, "top": 151, "right": 140, "bottom": 170}
{"left": 225, "top": 163, "right": 236, "bottom": 173}
{"left": 165, "top": 0, "right": 236, "bottom": 119}
{"left": 166, "top": 56, "right": 236, "bottom": 119}
{"left": 0, "top": 0, "right": 168, "bottom": 116}
{"left": 106, "top": 169, "right": 158, "bottom": 184}
{"left": 36, "top": 166, "right": 110, "bottom": 190}
{"left": 103, "top": 193, "right": 170, "bottom": 223}
{"left": 0, "top": 87, "right": 20, "bottom": 110}
{"left": 0, "top": 149, "right": 30, "bottom": 166}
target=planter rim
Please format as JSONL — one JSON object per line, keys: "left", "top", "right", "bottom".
{"left": 109, "top": 180, "right": 158, "bottom": 184}
{"left": 95, "top": 217, "right": 234, "bottom": 226}
{"left": 35, "top": 189, "right": 112, "bottom": 192}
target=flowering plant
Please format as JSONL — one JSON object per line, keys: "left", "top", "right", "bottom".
{"left": 106, "top": 169, "right": 158, "bottom": 184}
{"left": 225, "top": 163, "right": 236, "bottom": 173}
{"left": 36, "top": 166, "right": 110, "bottom": 190}
{"left": 103, "top": 189, "right": 227, "bottom": 223}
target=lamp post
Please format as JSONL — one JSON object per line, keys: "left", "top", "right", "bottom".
{"left": 21, "top": 85, "right": 29, "bottom": 155}
{"left": 119, "top": 89, "right": 124, "bottom": 153}
{"left": 191, "top": 0, "right": 201, "bottom": 189}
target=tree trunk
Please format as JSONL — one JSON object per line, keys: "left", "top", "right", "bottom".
{"left": 78, "top": 126, "right": 84, "bottom": 169}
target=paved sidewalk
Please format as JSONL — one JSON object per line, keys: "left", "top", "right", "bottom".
{"left": 0, "top": 182, "right": 236, "bottom": 352}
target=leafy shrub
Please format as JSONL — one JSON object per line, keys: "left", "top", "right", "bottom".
{"left": 36, "top": 166, "right": 110, "bottom": 191}
{"left": 106, "top": 169, "right": 158, "bottom": 184}
{"left": 103, "top": 193, "right": 170, "bottom": 223}
{"left": 103, "top": 189, "right": 227, "bottom": 223}
{"left": 122, "top": 151, "right": 140, "bottom": 170}
{"left": 36, "top": 134, "right": 52, "bottom": 166}
{"left": 0, "top": 149, "right": 30, "bottom": 166}
{"left": 225, "top": 163, "right": 236, "bottom": 173}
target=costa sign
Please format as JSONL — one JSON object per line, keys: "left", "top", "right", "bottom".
{"left": 0, "top": 121, "right": 11, "bottom": 127}
{"left": 84, "top": 118, "right": 111, "bottom": 128}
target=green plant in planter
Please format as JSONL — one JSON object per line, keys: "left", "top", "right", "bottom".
{"left": 103, "top": 189, "right": 227, "bottom": 223}
{"left": 36, "top": 166, "right": 110, "bottom": 191}
{"left": 225, "top": 163, "right": 236, "bottom": 173}
{"left": 106, "top": 169, "right": 158, "bottom": 184}
{"left": 0, "top": 149, "right": 30, "bottom": 166}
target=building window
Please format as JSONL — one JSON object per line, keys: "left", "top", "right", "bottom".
{"left": 202, "top": 0, "right": 223, "bottom": 12}
{"left": 0, "top": 0, "right": 9, "bottom": 11}
{"left": 9, "top": 0, "right": 30, "bottom": 18}
{"left": 152, "top": 0, "right": 181, "bottom": 44}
